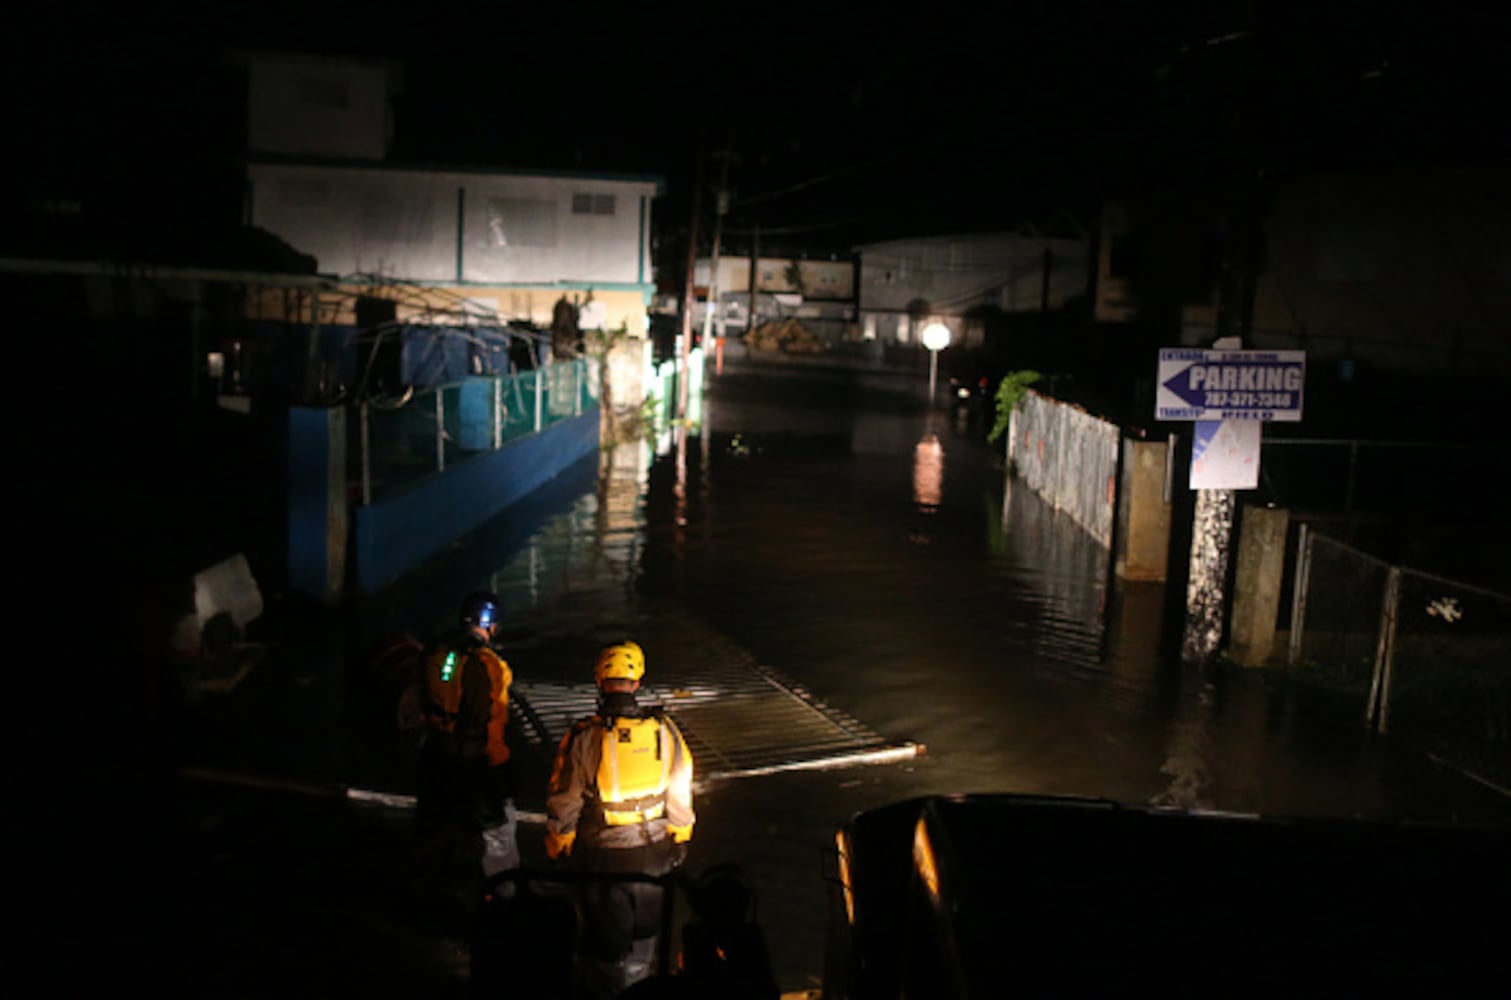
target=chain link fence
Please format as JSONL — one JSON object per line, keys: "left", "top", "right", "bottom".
{"left": 1380, "top": 568, "right": 1511, "bottom": 793}
{"left": 1287, "top": 531, "right": 1392, "bottom": 720}
{"left": 1290, "top": 526, "right": 1511, "bottom": 794}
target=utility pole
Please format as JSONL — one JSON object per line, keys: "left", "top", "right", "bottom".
{"left": 747, "top": 223, "right": 761, "bottom": 342}
{"left": 679, "top": 125, "right": 708, "bottom": 424}
{"left": 1180, "top": 1, "right": 1267, "bottom": 668}
{"left": 704, "top": 128, "right": 735, "bottom": 375}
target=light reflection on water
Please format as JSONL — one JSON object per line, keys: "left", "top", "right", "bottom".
{"left": 471, "top": 405, "right": 1147, "bottom": 719}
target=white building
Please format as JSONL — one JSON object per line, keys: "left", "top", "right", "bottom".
{"left": 854, "top": 225, "right": 1090, "bottom": 348}
{"left": 691, "top": 254, "right": 857, "bottom": 337}
{"left": 239, "top": 52, "right": 663, "bottom": 334}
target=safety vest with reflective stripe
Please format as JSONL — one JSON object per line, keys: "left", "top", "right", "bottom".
{"left": 597, "top": 714, "right": 674, "bottom": 827}
{"left": 545, "top": 707, "right": 695, "bottom": 859}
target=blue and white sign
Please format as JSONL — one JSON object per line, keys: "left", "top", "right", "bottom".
{"left": 1156, "top": 349, "right": 1306, "bottom": 422}
{"left": 1190, "top": 420, "right": 1261, "bottom": 489}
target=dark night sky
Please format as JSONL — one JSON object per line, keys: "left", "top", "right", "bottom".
{"left": 7, "top": 1, "right": 1509, "bottom": 260}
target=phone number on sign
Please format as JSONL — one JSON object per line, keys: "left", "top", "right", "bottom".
{"left": 1204, "top": 391, "right": 1294, "bottom": 408}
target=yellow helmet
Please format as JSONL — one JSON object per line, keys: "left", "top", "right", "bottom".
{"left": 595, "top": 642, "right": 646, "bottom": 684}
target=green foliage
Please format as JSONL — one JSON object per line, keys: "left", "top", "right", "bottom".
{"left": 605, "top": 394, "right": 658, "bottom": 445}
{"left": 987, "top": 370, "right": 1042, "bottom": 445}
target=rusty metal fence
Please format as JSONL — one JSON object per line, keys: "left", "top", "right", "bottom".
{"left": 1289, "top": 525, "right": 1511, "bottom": 794}
{"left": 1007, "top": 389, "right": 1120, "bottom": 547}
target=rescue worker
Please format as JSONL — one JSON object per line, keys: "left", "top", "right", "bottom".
{"left": 412, "top": 591, "right": 519, "bottom": 912}
{"left": 545, "top": 641, "right": 695, "bottom": 996}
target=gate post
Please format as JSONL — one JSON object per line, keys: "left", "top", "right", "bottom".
{"left": 1229, "top": 505, "right": 1290, "bottom": 667}
{"left": 1115, "top": 436, "right": 1172, "bottom": 581}
{"left": 1288, "top": 524, "right": 1312, "bottom": 667}
{"left": 1368, "top": 567, "right": 1403, "bottom": 732}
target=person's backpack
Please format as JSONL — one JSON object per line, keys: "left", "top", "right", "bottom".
{"left": 422, "top": 634, "right": 483, "bottom": 747}
{"left": 597, "top": 710, "right": 673, "bottom": 827}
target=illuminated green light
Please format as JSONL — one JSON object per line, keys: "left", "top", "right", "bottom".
{"left": 441, "top": 651, "right": 457, "bottom": 682}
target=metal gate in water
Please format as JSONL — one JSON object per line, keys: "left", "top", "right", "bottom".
{"left": 512, "top": 664, "right": 923, "bottom": 783}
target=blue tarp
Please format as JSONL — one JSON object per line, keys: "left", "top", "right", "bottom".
{"left": 243, "top": 321, "right": 521, "bottom": 396}
{"left": 401, "top": 325, "right": 513, "bottom": 386}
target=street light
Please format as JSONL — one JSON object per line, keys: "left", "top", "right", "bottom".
{"left": 921, "top": 322, "right": 951, "bottom": 404}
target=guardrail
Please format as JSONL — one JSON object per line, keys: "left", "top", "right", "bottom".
{"left": 355, "top": 358, "right": 595, "bottom": 504}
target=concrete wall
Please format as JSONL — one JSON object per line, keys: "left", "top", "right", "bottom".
{"left": 247, "top": 163, "right": 659, "bottom": 287}
{"left": 1230, "top": 504, "right": 1291, "bottom": 667}
{"left": 287, "top": 402, "right": 599, "bottom": 599}
{"left": 350, "top": 408, "right": 600, "bottom": 593}
{"left": 1115, "top": 436, "right": 1171, "bottom": 581}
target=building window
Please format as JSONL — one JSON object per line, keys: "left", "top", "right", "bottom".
{"left": 572, "top": 193, "right": 616, "bottom": 215}
{"left": 296, "top": 76, "right": 349, "bottom": 109}
{"left": 487, "top": 198, "right": 558, "bottom": 247}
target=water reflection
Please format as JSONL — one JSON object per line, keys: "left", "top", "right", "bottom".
{"left": 912, "top": 433, "right": 944, "bottom": 510}
{"left": 998, "top": 473, "right": 1113, "bottom": 670}
{"left": 1149, "top": 667, "right": 1217, "bottom": 810}
{"left": 909, "top": 432, "right": 944, "bottom": 546}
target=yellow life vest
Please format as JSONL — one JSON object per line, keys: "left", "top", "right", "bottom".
{"left": 597, "top": 714, "right": 673, "bottom": 827}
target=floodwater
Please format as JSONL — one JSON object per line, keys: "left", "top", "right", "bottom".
{"left": 152, "top": 347, "right": 1511, "bottom": 997}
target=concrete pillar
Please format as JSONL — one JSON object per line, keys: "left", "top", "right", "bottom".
{"left": 1115, "top": 437, "right": 1171, "bottom": 581}
{"left": 1229, "top": 504, "right": 1290, "bottom": 667}
{"left": 1183, "top": 488, "right": 1236, "bottom": 667}
{"left": 287, "top": 406, "right": 348, "bottom": 605}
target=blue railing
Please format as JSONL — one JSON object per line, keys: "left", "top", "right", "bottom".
{"left": 356, "top": 358, "right": 596, "bottom": 504}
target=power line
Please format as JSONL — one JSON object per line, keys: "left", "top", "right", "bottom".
{"left": 729, "top": 153, "right": 901, "bottom": 208}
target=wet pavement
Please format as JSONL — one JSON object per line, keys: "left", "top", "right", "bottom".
{"left": 128, "top": 346, "right": 1511, "bottom": 997}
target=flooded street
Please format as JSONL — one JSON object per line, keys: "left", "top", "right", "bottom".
{"left": 163, "top": 349, "right": 1511, "bottom": 997}
{"left": 460, "top": 352, "right": 1507, "bottom": 822}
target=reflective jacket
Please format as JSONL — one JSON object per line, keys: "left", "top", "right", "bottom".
{"left": 421, "top": 628, "right": 513, "bottom": 766}
{"left": 544, "top": 702, "right": 694, "bottom": 859}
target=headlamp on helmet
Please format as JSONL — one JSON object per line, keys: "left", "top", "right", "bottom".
{"left": 461, "top": 591, "right": 501, "bottom": 631}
